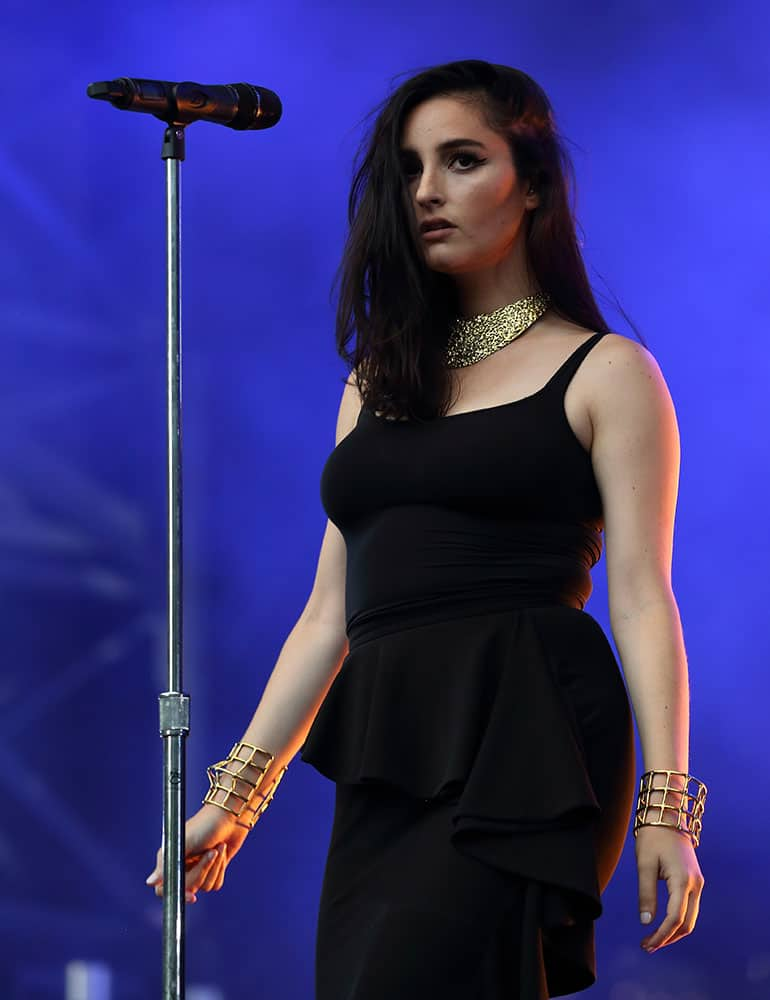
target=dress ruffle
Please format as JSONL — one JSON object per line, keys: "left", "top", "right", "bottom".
{"left": 300, "top": 602, "right": 635, "bottom": 998}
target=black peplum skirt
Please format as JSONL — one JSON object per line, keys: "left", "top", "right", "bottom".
{"left": 300, "top": 597, "right": 636, "bottom": 999}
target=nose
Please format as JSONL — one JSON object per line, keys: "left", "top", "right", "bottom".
{"left": 414, "top": 164, "right": 445, "bottom": 208}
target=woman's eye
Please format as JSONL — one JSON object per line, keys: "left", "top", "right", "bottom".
{"left": 451, "top": 153, "right": 481, "bottom": 169}
{"left": 402, "top": 152, "right": 482, "bottom": 178}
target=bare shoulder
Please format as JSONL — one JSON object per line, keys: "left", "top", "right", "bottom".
{"left": 583, "top": 332, "right": 674, "bottom": 431}
{"left": 579, "top": 331, "right": 681, "bottom": 605}
{"left": 589, "top": 330, "right": 657, "bottom": 372}
{"left": 539, "top": 318, "right": 675, "bottom": 454}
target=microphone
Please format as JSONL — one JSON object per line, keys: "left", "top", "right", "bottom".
{"left": 86, "top": 78, "right": 282, "bottom": 130}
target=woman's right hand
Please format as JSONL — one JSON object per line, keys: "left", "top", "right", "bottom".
{"left": 145, "top": 803, "right": 251, "bottom": 903}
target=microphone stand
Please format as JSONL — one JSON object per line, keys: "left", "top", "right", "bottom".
{"left": 157, "top": 122, "right": 190, "bottom": 999}
{"left": 88, "top": 79, "right": 282, "bottom": 998}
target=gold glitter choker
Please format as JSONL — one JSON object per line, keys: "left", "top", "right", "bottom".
{"left": 445, "top": 292, "right": 551, "bottom": 368}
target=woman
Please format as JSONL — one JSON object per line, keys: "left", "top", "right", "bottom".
{"left": 146, "top": 60, "right": 707, "bottom": 998}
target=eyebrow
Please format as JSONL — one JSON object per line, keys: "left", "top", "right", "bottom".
{"left": 398, "top": 138, "right": 487, "bottom": 156}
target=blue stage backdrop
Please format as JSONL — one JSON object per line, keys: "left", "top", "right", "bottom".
{"left": 1, "top": 1, "right": 768, "bottom": 997}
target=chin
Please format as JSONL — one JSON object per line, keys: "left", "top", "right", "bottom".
{"left": 424, "top": 255, "right": 480, "bottom": 276}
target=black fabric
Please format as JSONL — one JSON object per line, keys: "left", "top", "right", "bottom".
{"left": 300, "top": 332, "right": 637, "bottom": 998}
{"left": 316, "top": 782, "right": 538, "bottom": 1000}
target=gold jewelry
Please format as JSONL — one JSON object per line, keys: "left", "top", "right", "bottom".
{"left": 202, "top": 741, "right": 288, "bottom": 830}
{"left": 444, "top": 291, "right": 551, "bottom": 368}
{"left": 632, "top": 769, "right": 707, "bottom": 849}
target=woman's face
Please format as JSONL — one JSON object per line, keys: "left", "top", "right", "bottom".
{"left": 399, "top": 94, "right": 539, "bottom": 276}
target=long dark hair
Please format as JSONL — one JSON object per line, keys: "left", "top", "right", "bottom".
{"left": 331, "top": 59, "right": 646, "bottom": 422}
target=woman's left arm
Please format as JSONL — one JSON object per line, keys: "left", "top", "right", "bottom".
{"left": 588, "top": 334, "right": 705, "bottom": 955}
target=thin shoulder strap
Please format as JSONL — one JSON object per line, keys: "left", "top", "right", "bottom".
{"left": 550, "top": 332, "right": 606, "bottom": 388}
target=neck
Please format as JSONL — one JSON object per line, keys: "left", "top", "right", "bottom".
{"left": 451, "top": 238, "right": 537, "bottom": 317}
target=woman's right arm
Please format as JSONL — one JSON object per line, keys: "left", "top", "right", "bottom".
{"left": 146, "top": 372, "right": 363, "bottom": 898}
{"left": 234, "top": 370, "right": 364, "bottom": 785}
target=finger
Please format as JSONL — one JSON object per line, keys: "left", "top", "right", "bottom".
{"left": 200, "top": 845, "right": 227, "bottom": 892}
{"left": 149, "top": 844, "right": 203, "bottom": 887}
{"left": 214, "top": 844, "right": 228, "bottom": 890}
{"left": 665, "top": 882, "right": 703, "bottom": 946}
{"left": 152, "top": 851, "right": 216, "bottom": 897}
{"left": 637, "top": 858, "right": 659, "bottom": 929}
{"left": 186, "top": 849, "right": 218, "bottom": 894}
{"left": 150, "top": 858, "right": 198, "bottom": 892}
{"left": 155, "top": 883, "right": 200, "bottom": 903}
{"left": 146, "top": 846, "right": 165, "bottom": 886}
{"left": 642, "top": 880, "right": 688, "bottom": 951}
{"left": 207, "top": 844, "right": 228, "bottom": 891}
{"left": 154, "top": 886, "right": 199, "bottom": 903}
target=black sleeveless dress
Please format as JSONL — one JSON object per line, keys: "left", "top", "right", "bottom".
{"left": 300, "top": 332, "right": 637, "bottom": 999}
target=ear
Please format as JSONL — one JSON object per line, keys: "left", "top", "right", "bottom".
{"left": 526, "top": 185, "right": 540, "bottom": 210}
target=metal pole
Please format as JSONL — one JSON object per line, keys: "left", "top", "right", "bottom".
{"left": 158, "top": 123, "right": 189, "bottom": 1000}
{"left": 85, "top": 80, "right": 283, "bottom": 996}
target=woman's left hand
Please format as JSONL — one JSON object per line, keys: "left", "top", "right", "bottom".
{"left": 635, "top": 825, "right": 705, "bottom": 953}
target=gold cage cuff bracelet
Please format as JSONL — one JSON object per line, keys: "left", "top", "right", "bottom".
{"left": 632, "top": 769, "right": 707, "bottom": 849}
{"left": 202, "top": 741, "right": 289, "bottom": 830}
